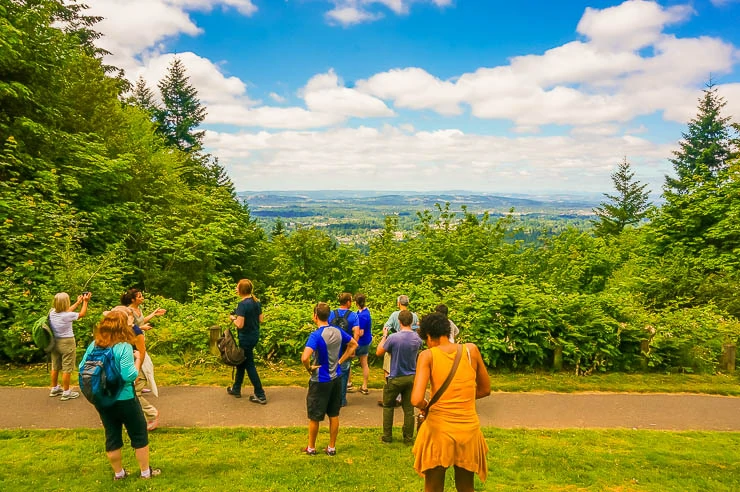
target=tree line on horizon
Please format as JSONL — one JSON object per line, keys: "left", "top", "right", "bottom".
{"left": 2, "top": 1, "right": 740, "bottom": 373}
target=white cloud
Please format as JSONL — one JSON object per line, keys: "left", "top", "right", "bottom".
{"left": 354, "top": 0, "right": 739, "bottom": 127}
{"left": 325, "top": 0, "right": 452, "bottom": 26}
{"left": 86, "top": 0, "right": 256, "bottom": 74}
{"left": 326, "top": 6, "right": 382, "bottom": 26}
{"left": 205, "top": 125, "right": 674, "bottom": 192}
{"left": 269, "top": 92, "right": 287, "bottom": 104}
{"left": 301, "top": 70, "right": 395, "bottom": 118}
{"left": 576, "top": 0, "right": 692, "bottom": 51}
{"left": 356, "top": 67, "right": 462, "bottom": 115}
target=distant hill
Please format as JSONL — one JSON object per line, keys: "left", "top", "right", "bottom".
{"left": 240, "top": 190, "right": 601, "bottom": 213}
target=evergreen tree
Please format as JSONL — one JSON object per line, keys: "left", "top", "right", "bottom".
{"left": 271, "top": 218, "right": 286, "bottom": 238}
{"left": 592, "top": 158, "right": 651, "bottom": 237}
{"left": 664, "top": 81, "right": 733, "bottom": 198}
{"left": 155, "top": 58, "right": 206, "bottom": 153}
{"left": 129, "top": 76, "right": 158, "bottom": 115}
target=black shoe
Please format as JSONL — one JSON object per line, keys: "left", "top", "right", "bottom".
{"left": 249, "top": 395, "right": 267, "bottom": 405}
{"left": 227, "top": 387, "right": 242, "bottom": 398}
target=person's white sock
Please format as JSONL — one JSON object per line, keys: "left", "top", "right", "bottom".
{"left": 141, "top": 468, "right": 151, "bottom": 478}
{"left": 115, "top": 469, "right": 126, "bottom": 479}
{"left": 62, "top": 390, "right": 70, "bottom": 396}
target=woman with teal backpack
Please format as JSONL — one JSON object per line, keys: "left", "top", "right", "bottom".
{"left": 79, "top": 310, "right": 161, "bottom": 481}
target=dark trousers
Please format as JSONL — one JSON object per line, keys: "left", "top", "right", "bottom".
{"left": 339, "top": 360, "right": 351, "bottom": 406}
{"left": 233, "top": 342, "right": 265, "bottom": 398}
{"left": 382, "top": 374, "right": 415, "bottom": 442}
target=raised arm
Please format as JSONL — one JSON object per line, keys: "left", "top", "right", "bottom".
{"left": 76, "top": 293, "right": 91, "bottom": 319}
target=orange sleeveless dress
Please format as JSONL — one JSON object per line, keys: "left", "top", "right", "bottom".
{"left": 412, "top": 345, "right": 488, "bottom": 481}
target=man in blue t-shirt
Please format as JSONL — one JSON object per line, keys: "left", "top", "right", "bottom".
{"left": 301, "top": 302, "right": 358, "bottom": 456}
{"left": 327, "top": 292, "right": 360, "bottom": 407}
{"left": 376, "top": 309, "right": 422, "bottom": 444}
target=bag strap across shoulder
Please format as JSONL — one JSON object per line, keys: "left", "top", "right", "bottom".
{"left": 426, "top": 344, "right": 463, "bottom": 413}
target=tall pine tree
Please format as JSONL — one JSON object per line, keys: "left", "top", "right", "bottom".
{"left": 664, "top": 81, "right": 733, "bottom": 199}
{"left": 592, "top": 158, "right": 651, "bottom": 237}
{"left": 155, "top": 58, "right": 206, "bottom": 153}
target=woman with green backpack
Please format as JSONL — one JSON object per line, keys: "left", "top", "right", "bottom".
{"left": 48, "top": 291, "right": 90, "bottom": 401}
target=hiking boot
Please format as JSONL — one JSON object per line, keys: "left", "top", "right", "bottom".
{"left": 60, "top": 391, "right": 79, "bottom": 401}
{"left": 139, "top": 467, "right": 161, "bottom": 479}
{"left": 226, "top": 387, "right": 242, "bottom": 398}
{"left": 113, "top": 470, "right": 129, "bottom": 481}
{"left": 49, "top": 387, "right": 63, "bottom": 397}
{"left": 324, "top": 447, "right": 336, "bottom": 456}
{"left": 381, "top": 436, "right": 393, "bottom": 444}
{"left": 249, "top": 395, "right": 267, "bottom": 405}
{"left": 301, "top": 447, "right": 317, "bottom": 456}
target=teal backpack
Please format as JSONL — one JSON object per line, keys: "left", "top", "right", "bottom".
{"left": 31, "top": 314, "right": 55, "bottom": 353}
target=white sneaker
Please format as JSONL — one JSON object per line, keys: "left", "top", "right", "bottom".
{"left": 49, "top": 387, "right": 63, "bottom": 397}
{"left": 60, "top": 391, "right": 80, "bottom": 401}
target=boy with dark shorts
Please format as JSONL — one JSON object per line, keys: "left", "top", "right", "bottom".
{"left": 301, "top": 302, "right": 358, "bottom": 456}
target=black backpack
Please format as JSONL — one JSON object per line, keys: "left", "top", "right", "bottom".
{"left": 330, "top": 309, "right": 352, "bottom": 334}
{"left": 217, "top": 327, "right": 246, "bottom": 366}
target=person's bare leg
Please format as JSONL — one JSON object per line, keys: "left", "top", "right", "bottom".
{"left": 453, "top": 466, "right": 475, "bottom": 492}
{"left": 134, "top": 445, "right": 151, "bottom": 473}
{"left": 51, "top": 369, "right": 59, "bottom": 388}
{"left": 106, "top": 448, "right": 124, "bottom": 474}
{"left": 61, "top": 372, "right": 71, "bottom": 391}
{"left": 424, "top": 466, "right": 447, "bottom": 492}
{"left": 308, "top": 420, "right": 320, "bottom": 449}
{"left": 328, "top": 416, "right": 339, "bottom": 448}
{"left": 359, "top": 355, "right": 369, "bottom": 390}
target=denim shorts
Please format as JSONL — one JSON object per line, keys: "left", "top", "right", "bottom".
{"left": 355, "top": 343, "right": 370, "bottom": 357}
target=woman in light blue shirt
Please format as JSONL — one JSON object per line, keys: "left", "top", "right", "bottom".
{"left": 79, "top": 311, "right": 161, "bottom": 480}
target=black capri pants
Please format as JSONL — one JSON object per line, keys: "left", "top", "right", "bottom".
{"left": 96, "top": 397, "right": 149, "bottom": 452}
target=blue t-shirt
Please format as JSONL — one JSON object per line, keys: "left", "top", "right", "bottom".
{"left": 235, "top": 297, "right": 262, "bottom": 345}
{"left": 327, "top": 308, "right": 359, "bottom": 337}
{"left": 306, "top": 325, "right": 353, "bottom": 383}
{"left": 385, "top": 330, "right": 423, "bottom": 378}
{"left": 356, "top": 308, "right": 372, "bottom": 346}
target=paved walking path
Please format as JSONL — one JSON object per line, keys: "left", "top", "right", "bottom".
{"left": 2, "top": 387, "right": 740, "bottom": 431}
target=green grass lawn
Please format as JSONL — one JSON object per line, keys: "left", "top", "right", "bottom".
{"left": 4, "top": 355, "right": 740, "bottom": 395}
{"left": 1, "top": 427, "right": 738, "bottom": 491}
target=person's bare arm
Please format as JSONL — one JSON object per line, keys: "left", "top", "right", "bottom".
{"left": 411, "top": 349, "right": 432, "bottom": 409}
{"left": 468, "top": 343, "right": 491, "bottom": 399}
{"left": 375, "top": 326, "right": 389, "bottom": 356}
{"left": 301, "top": 347, "right": 320, "bottom": 375}
{"left": 134, "top": 334, "right": 146, "bottom": 361}
{"left": 338, "top": 338, "right": 358, "bottom": 365}
{"left": 229, "top": 314, "right": 245, "bottom": 329}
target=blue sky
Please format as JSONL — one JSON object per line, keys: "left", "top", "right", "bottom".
{"left": 89, "top": 0, "right": 740, "bottom": 194}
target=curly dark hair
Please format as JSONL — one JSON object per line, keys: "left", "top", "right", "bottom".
{"left": 418, "top": 312, "right": 451, "bottom": 340}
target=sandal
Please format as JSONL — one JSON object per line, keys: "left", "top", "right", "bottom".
{"left": 359, "top": 387, "right": 369, "bottom": 395}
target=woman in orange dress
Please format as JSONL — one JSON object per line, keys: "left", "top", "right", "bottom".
{"left": 411, "top": 312, "right": 491, "bottom": 492}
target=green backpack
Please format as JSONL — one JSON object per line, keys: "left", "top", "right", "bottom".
{"left": 32, "top": 314, "right": 55, "bottom": 353}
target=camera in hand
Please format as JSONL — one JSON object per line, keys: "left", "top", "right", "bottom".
{"left": 82, "top": 291, "right": 90, "bottom": 296}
